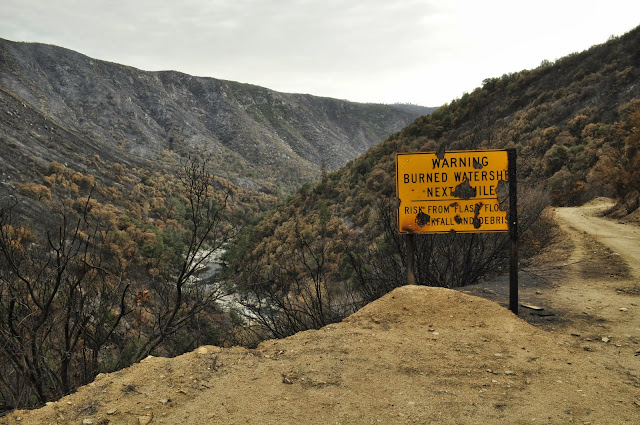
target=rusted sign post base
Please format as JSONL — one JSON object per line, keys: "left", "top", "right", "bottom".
{"left": 508, "top": 149, "right": 518, "bottom": 315}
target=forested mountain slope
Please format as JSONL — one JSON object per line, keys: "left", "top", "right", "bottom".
{"left": 226, "top": 26, "right": 640, "bottom": 338}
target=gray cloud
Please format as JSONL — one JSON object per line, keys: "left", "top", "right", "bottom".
{"left": 2, "top": 0, "right": 640, "bottom": 105}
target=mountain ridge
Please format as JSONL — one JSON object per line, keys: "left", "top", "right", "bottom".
{"left": 0, "top": 37, "right": 434, "bottom": 196}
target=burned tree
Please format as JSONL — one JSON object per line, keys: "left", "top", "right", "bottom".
{"left": 130, "top": 156, "right": 238, "bottom": 361}
{"left": 0, "top": 193, "right": 129, "bottom": 410}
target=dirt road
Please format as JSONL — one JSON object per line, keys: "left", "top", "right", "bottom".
{"left": 555, "top": 199, "right": 640, "bottom": 279}
{"left": 540, "top": 199, "right": 640, "bottom": 403}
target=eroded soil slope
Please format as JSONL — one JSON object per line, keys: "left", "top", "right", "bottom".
{"left": 4, "top": 287, "right": 638, "bottom": 424}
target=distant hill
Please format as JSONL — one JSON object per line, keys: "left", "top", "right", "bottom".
{"left": 0, "top": 38, "right": 433, "bottom": 198}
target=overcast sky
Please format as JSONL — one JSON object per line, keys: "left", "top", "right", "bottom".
{"left": 2, "top": 1, "right": 639, "bottom": 106}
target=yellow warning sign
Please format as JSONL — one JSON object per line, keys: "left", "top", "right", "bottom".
{"left": 396, "top": 150, "right": 509, "bottom": 233}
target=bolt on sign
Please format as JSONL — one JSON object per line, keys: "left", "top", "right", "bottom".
{"left": 396, "top": 150, "right": 509, "bottom": 234}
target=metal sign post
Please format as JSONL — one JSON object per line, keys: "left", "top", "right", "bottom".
{"left": 508, "top": 148, "right": 518, "bottom": 314}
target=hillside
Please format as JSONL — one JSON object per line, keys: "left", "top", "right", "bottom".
{"left": 225, "top": 26, "right": 640, "bottom": 339}
{"left": 0, "top": 38, "right": 433, "bottom": 197}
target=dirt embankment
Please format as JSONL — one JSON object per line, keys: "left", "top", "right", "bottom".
{"left": 3, "top": 199, "right": 640, "bottom": 425}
